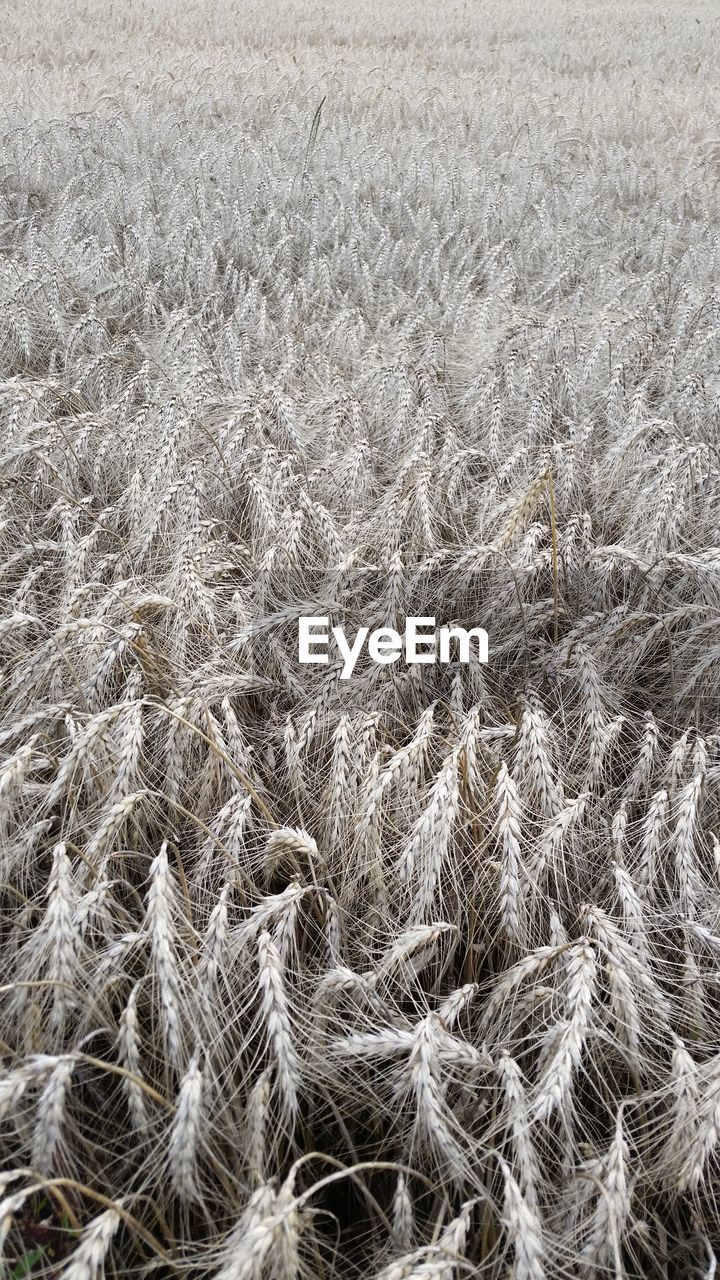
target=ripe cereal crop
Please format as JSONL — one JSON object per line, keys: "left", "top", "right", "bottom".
{"left": 1, "top": 1, "right": 720, "bottom": 1276}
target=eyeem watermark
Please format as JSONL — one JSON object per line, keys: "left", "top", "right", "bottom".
{"left": 299, "top": 616, "right": 489, "bottom": 680}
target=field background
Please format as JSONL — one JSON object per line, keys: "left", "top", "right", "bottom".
{"left": 2, "top": 2, "right": 720, "bottom": 1278}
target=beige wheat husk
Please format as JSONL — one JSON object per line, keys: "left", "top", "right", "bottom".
{"left": 1, "top": 1, "right": 720, "bottom": 1276}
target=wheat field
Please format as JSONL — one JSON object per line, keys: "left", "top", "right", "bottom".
{"left": 2, "top": 1, "right": 720, "bottom": 1276}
